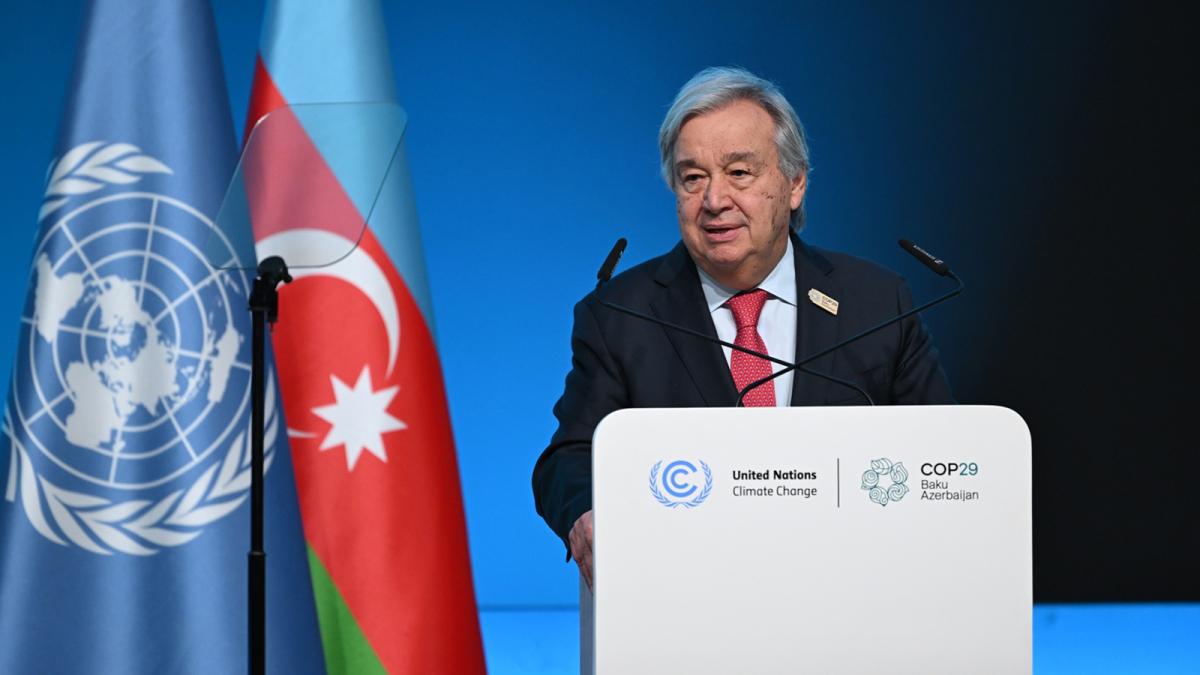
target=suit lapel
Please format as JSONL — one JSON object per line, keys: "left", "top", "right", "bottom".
{"left": 650, "top": 244, "right": 738, "bottom": 406}
{"left": 791, "top": 234, "right": 842, "bottom": 406}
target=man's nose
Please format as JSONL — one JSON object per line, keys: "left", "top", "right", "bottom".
{"left": 702, "top": 176, "right": 732, "bottom": 213}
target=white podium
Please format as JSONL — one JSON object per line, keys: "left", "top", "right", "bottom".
{"left": 582, "top": 405, "right": 1031, "bottom": 675}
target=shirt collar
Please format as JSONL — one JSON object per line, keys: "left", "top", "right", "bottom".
{"left": 696, "top": 237, "right": 797, "bottom": 314}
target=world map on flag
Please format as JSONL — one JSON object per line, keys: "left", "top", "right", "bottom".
{"left": 30, "top": 252, "right": 240, "bottom": 459}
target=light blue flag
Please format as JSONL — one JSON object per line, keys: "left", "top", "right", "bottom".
{"left": 0, "top": 1, "right": 324, "bottom": 672}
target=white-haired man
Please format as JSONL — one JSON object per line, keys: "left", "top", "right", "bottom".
{"left": 533, "top": 67, "right": 954, "bottom": 586}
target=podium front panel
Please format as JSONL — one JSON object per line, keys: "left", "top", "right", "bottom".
{"left": 591, "top": 405, "right": 1031, "bottom": 675}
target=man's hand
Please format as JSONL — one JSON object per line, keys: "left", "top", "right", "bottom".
{"left": 569, "top": 510, "right": 594, "bottom": 590}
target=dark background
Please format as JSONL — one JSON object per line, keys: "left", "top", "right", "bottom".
{"left": 955, "top": 3, "right": 1194, "bottom": 601}
{"left": 0, "top": 1, "right": 1193, "bottom": 605}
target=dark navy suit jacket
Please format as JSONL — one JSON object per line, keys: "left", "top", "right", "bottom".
{"left": 532, "top": 232, "right": 954, "bottom": 548}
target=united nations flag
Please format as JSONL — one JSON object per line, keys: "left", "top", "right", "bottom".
{"left": 0, "top": 2, "right": 323, "bottom": 672}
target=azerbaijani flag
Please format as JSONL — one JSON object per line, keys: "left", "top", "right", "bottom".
{"left": 243, "top": 1, "right": 486, "bottom": 673}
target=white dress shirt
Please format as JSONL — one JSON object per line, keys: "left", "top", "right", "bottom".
{"left": 695, "top": 238, "right": 797, "bottom": 406}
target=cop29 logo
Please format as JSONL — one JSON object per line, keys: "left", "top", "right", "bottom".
{"left": 861, "top": 457, "right": 909, "bottom": 507}
{"left": 649, "top": 459, "right": 712, "bottom": 508}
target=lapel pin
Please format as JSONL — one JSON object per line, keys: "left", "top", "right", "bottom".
{"left": 808, "top": 288, "right": 839, "bottom": 316}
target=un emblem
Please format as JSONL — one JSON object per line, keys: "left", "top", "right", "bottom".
{"left": 3, "top": 142, "right": 276, "bottom": 556}
{"left": 649, "top": 459, "right": 712, "bottom": 508}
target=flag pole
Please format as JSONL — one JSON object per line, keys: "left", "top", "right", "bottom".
{"left": 247, "top": 256, "right": 291, "bottom": 675}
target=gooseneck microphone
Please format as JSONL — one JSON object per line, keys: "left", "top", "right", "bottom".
{"left": 733, "top": 240, "right": 963, "bottom": 405}
{"left": 593, "top": 238, "right": 963, "bottom": 407}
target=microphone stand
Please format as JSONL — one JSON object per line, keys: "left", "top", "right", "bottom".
{"left": 246, "top": 255, "right": 291, "bottom": 675}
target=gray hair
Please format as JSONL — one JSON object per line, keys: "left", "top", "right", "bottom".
{"left": 659, "top": 66, "right": 811, "bottom": 230}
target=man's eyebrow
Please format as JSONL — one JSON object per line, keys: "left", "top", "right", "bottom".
{"left": 673, "top": 152, "right": 763, "bottom": 173}
{"left": 721, "top": 151, "right": 762, "bottom": 165}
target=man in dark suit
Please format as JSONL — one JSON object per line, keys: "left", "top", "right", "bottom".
{"left": 532, "top": 67, "right": 953, "bottom": 587}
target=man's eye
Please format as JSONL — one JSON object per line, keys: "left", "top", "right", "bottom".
{"left": 730, "top": 169, "right": 751, "bottom": 178}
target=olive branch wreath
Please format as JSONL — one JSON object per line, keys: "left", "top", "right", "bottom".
{"left": 648, "top": 459, "right": 713, "bottom": 508}
{"left": 3, "top": 376, "right": 280, "bottom": 556}
{"left": 39, "top": 141, "right": 172, "bottom": 222}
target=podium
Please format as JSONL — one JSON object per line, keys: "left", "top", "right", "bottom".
{"left": 581, "top": 405, "right": 1031, "bottom": 674}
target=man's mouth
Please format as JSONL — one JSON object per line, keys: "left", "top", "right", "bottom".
{"left": 702, "top": 224, "right": 742, "bottom": 242}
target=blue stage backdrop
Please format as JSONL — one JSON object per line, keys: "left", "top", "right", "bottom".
{"left": 0, "top": 0, "right": 1192, "bottom": 617}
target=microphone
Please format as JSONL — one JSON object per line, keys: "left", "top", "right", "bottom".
{"left": 596, "top": 237, "right": 627, "bottom": 289}
{"left": 899, "top": 239, "right": 951, "bottom": 276}
{"left": 592, "top": 239, "right": 873, "bottom": 406}
{"left": 733, "top": 239, "right": 963, "bottom": 405}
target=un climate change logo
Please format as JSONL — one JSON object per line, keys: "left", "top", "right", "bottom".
{"left": 649, "top": 459, "right": 712, "bottom": 508}
{"left": 3, "top": 142, "right": 278, "bottom": 556}
{"left": 861, "top": 457, "right": 909, "bottom": 507}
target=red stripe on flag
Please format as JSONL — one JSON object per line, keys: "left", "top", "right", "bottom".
{"left": 243, "top": 56, "right": 286, "bottom": 148}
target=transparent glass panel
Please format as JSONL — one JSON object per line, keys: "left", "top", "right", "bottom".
{"left": 204, "top": 102, "right": 407, "bottom": 271}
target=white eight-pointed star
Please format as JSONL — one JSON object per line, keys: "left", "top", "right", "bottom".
{"left": 311, "top": 366, "right": 406, "bottom": 471}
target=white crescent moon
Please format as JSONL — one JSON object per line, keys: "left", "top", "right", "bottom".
{"left": 256, "top": 229, "right": 400, "bottom": 375}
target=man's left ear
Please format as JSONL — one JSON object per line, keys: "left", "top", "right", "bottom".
{"left": 789, "top": 172, "right": 807, "bottom": 211}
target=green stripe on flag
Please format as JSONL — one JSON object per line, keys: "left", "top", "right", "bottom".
{"left": 307, "top": 546, "right": 387, "bottom": 674}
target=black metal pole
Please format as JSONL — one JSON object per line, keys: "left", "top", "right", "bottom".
{"left": 247, "top": 256, "right": 291, "bottom": 675}
{"left": 249, "top": 304, "right": 265, "bottom": 675}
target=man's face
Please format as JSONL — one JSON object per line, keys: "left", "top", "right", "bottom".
{"left": 672, "top": 99, "right": 806, "bottom": 290}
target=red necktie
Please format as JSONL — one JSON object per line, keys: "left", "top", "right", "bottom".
{"left": 725, "top": 289, "right": 776, "bottom": 407}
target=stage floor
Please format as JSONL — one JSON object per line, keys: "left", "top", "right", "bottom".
{"left": 478, "top": 603, "right": 1200, "bottom": 674}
